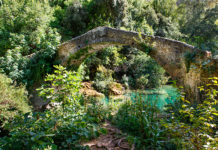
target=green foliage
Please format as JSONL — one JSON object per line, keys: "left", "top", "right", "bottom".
{"left": 0, "top": 35, "right": 59, "bottom": 85}
{"left": 184, "top": 51, "right": 197, "bottom": 73}
{"left": 62, "top": 0, "right": 89, "bottom": 37}
{"left": 0, "top": 48, "right": 29, "bottom": 83}
{"left": 150, "top": 0, "right": 183, "bottom": 39}
{"left": 136, "top": 75, "right": 149, "bottom": 89}
{"left": 0, "top": 1, "right": 217, "bottom": 150}
{"left": 68, "top": 47, "right": 89, "bottom": 61}
{"left": 110, "top": 77, "right": 217, "bottom": 149}
{"left": 80, "top": 46, "right": 168, "bottom": 92}
{"left": 93, "top": 65, "right": 114, "bottom": 94}
{"left": 125, "top": 0, "right": 182, "bottom": 38}
{"left": 95, "top": 65, "right": 113, "bottom": 80}
{"left": 86, "top": 0, "right": 128, "bottom": 28}
{"left": 0, "top": 111, "right": 59, "bottom": 150}
{"left": 0, "top": 74, "right": 30, "bottom": 127}
{"left": 80, "top": 46, "right": 126, "bottom": 94}
{"left": 163, "top": 77, "right": 218, "bottom": 149}
{"left": 38, "top": 65, "right": 81, "bottom": 114}
{"left": 85, "top": 97, "right": 111, "bottom": 123}
{"left": 0, "top": 0, "right": 56, "bottom": 55}
{"left": 179, "top": 0, "right": 218, "bottom": 52}
{"left": 124, "top": 0, "right": 154, "bottom": 34}
{"left": 0, "top": 0, "right": 61, "bottom": 85}
{"left": 25, "top": 38, "right": 60, "bottom": 85}
{"left": 119, "top": 48, "right": 168, "bottom": 89}
{"left": 55, "top": 0, "right": 128, "bottom": 38}
{"left": 0, "top": 66, "right": 103, "bottom": 149}
{"left": 0, "top": 108, "right": 100, "bottom": 150}
{"left": 59, "top": 0, "right": 180, "bottom": 38}
{"left": 112, "top": 95, "right": 167, "bottom": 149}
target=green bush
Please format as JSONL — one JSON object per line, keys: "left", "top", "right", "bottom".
{"left": 0, "top": 0, "right": 61, "bottom": 86}
{"left": 112, "top": 95, "right": 168, "bottom": 149}
{"left": 0, "top": 108, "right": 101, "bottom": 150}
{"left": 136, "top": 75, "right": 149, "bottom": 89}
{"left": 80, "top": 46, "right": 168, "bottom": 91}
{"left": 85, "top": 97, "right": 111, "bottom": 123}
{"left": 0, "top": 0, "right": 56, "bottom": 56}
{"left": 93, "top": 65, "right": 114, "bottom": 94}
{"left": 0, "top": 38, "right": 60, "bottom": 85}
{"left": 38, "top": 65, "right": 81, "bottom": 114}
{"left": 0, "top": 74, "right": 30, "bottom": 127}
{"left": 0, "top": 48, "right": 29, "bottom": 83}
{"left": 0, "top": 66, "right": 103, "bottom": 149}
{"left": 119, "top": 48, "right": 168, "bottom": 89}
{"left": 180, "top": 1, "right": 217, "bottom": 53}
{"left": 62, "top": 0, "right": 89, "bottom": 37}
{"left": 163, "top": 77, "right": 218, "bottom": 149}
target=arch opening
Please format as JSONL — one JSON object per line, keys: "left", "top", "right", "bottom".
{"left": 78, "top": 45, "right": 178, "bottom": 109}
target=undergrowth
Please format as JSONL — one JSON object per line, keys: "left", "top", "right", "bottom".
{"left": 0, "top": 74, "right": 31, "bottom": 127}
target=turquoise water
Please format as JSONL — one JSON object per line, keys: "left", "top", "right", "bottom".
{"left": 101, "top": 85, "right": 180, "bottom": 109}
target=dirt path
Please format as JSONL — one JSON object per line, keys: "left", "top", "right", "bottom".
{"left": 82, "top": 121, "right": 134, "bottom": 150}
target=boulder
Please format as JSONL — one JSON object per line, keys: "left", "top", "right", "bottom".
{"left": 80, "top": 82, "right": 105, "bottom": 98}
{"left": 108, "top": 82, "right": 125, "bottom": 96}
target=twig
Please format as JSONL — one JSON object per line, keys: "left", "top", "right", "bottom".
{"left": 131, "top": 143, "right": 135, "bottom": 150}
{"left": 117, "top": 137, "right": 129, "bottom": 149}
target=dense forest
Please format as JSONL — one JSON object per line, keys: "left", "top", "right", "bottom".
{"left": 0, "top": 0, "right": 217, "bottom": 149}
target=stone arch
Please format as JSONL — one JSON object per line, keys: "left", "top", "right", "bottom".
{"left": 57, "top": 27, "right": 217, "bottom": 102}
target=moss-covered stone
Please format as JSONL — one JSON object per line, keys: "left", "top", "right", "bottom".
{"left": 68, "top": 47, "right": 89, "bottom": 62}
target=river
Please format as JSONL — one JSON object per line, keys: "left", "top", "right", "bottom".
{"left": 101, "top": 85, "right": 180, "bottom": 110}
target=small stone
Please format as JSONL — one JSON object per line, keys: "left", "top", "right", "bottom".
{"left": 96, "top": 142, "right": 103, "bottom": 148}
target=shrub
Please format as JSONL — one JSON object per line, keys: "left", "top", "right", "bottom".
{"left": 0, "top": 74, "right": 30, "bottom": 127}
{"left": 63, "top": 0, "right": 89, "bottom": 37}
{"left": 0, "top": 0, "right": 61, "bottom": 85}
{"left": 0, "top": 66, "right": 102, "bottom": 149}
{"left": 120, "top": 48, "right": 168, "bottom": 89}
{"left": 81, "top": 46, "right": 168, "bottom": 91}
{"left": 93, "top": 65, "right": 114, "bottom": 94}
{"left": 0, "top": 108, "right": 100, "bottom": 150}
{"left": 85, "top": 97, "right": 111, "bottom": 123}
{"left": 0, "top": 41, "right": 60, "bottom": 86}
{"left": 38, "top": 65, "right": 81, "bottom": 114}
{"left": 136, "top": 75, "right": 149, "bottom": 89}
{"left": 0, "top": 48, "right": 29, "bottom": 83}
{"left": 163, "top": 77, "right": 218, "bottom": 149}
{"left": 0, "top": 0, "right": 56, "bottom": 56}
{"left": 112, "top": 95, "right": 167, "bottom": 149}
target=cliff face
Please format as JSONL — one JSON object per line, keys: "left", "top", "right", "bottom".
{"left": 58, "top": 27, "right": 217, "bottom": 102}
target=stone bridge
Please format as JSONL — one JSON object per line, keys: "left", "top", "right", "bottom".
{"left": 57, "top": 27, "right": 217, "bottom": 102}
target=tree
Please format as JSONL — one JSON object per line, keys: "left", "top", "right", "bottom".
{"left": 0, "top": 0, "right": 57, "bottom": 55}
{"left": 0, "top": 0, "right": 61, "bottom": 84}
{"left": 179, "top": 0, "right": 218, "bottom": 52}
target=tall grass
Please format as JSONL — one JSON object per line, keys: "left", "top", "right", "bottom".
{"left": 112, "top": 94, "right": 168, "bottom": 149}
